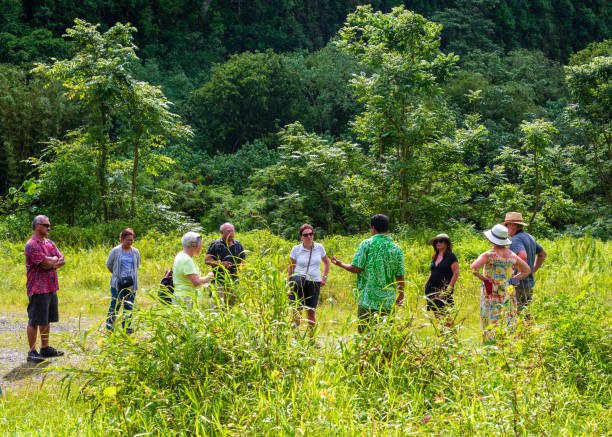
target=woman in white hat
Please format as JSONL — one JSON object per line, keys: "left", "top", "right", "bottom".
{"left": 470, "top": 224, "right": 530, "bottom": 343}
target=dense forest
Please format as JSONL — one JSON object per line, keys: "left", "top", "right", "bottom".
{"left": 0, "top": 1, "right": 610, "bottom": 239}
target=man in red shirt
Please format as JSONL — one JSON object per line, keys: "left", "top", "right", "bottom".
{"left": 25, "top": 215, "right": 65, "bottom": 363}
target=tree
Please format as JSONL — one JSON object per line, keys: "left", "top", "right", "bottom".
{"left": 188, "top": 50, "right": 302, "bottom": 153}
{"left": 565, "top": 42, "right": 611, "bottom": 206}
{"left": 28, "top": 134, "right": 99, "bottom": 226}
{"left": 33, "top": 19, "right": 190, "bottom": 220}
{"left": 287, "top": 45, "right": 361, "bottom": 137}
{"left": 0, "top": 64, "right": 78, "bottom": 196}
{"left": 248, "top": 122, "right": 374, "bottom": 236}
{"left": 33, "top": 19, "right": 140, "bottom": 220}
{"left": 518, "top": 119, "right": 560, "bottom": 228}
{"left": 120, "top": 80, "right": 191, "bottom": 216}
{"left": 432, "top": 0, "right": 501, "bottom": 55}
{"left": 336, "top": 5, "right": 458, "bottom": 223}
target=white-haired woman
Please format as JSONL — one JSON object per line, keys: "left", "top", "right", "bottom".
{"left": 172, "top": 232, "right": 214, "bottom": 307}
{"left": 470, "top": 224, "right": 531, "bottom": 343}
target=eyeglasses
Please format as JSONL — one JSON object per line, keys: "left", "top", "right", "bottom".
{"left": 434, "top": 240, "right": 446, "bottom": 244}
{"left": 37, "top": 223, "right": 51, "bottom": 228}
{"left": 301, "top": 232, "right": 314, "bottom": 237}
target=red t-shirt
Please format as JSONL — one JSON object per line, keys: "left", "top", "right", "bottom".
{"left": 25, "top": 236, "right": 62, "bottom": 297}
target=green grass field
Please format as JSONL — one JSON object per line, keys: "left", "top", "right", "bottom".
{"left": 1, "top": 230, "right": 610, "bottom": 435}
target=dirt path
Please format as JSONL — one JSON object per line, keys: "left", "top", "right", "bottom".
{"left": 0, "top": 312, "right": 101, "bottom": 394}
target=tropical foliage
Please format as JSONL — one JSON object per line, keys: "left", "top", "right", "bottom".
{"left": 0, "top": 3, "right": 610, "bottom": 239}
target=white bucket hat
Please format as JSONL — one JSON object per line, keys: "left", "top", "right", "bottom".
{"left": 483, "top": 224, "right": 512, "bottom": 246}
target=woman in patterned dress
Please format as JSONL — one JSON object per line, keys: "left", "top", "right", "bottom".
{"left": 470, "top": 224, "right": 530, "bottom": 343}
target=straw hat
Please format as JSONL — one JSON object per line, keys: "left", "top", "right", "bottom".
{"left": 483, "top": 224, "right": 512, "bottom": 246}
{"left": 503, "top": 211, "right": 526, "bottom": 226}
{"left": 429, "top": 233, "right": 451, "bottom": 246}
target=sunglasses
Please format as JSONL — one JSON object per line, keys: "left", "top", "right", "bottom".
{"left": 37, "top": 223, "right": 51, "bottom": 228}
{"left": 434, "top": 239, "right": 446, "bottom": 244}
{"left": 301, "top": 232, "right": 314, "bottom": 237}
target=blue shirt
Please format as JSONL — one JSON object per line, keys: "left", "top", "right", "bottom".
{"left": 510, "top": 230, "right": 543, "bottom": 288}
{"left": 120, "top": 251, "right": 135, "bottom": 278}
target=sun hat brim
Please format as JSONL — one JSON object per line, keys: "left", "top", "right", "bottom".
{"left": 503, "top": 219, "right": 527, "bottom": 226}
{"left": 483, "top": 229, "right": 511, "bottom": 246}
{"left": 503, "top": 212, "right": 527, "bottom": 226}
{"left": 429, "top": 233, "right": 451, "bottom": 245}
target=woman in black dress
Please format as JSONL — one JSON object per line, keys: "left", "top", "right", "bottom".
{"left": 424, "top": 233, "right": 459, "bottom": 317}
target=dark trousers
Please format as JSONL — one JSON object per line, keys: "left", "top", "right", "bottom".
{"left": 357, "top": 306, "right": 391, "bottom": 334}
{"left": 106, "top": 286, "right": 135, "bottom": 330}
{"left": 515, "top": 285, "right": 533, "bottom": 314}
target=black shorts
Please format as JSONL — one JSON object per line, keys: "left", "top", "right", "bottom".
{"left": 27, "top": 292, "right": 59, "bottom": 326}
{"left": 288, "top": 276, "right": 321, "bottom": 309}
{"left": 426, "top": 292, "right": 454, "bottom": 312}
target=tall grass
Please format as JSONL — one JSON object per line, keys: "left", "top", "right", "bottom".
{"left": 0, "top": 231, "right": 610, "bottom": 435}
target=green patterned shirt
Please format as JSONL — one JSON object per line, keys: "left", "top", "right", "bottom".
{"left": 351, "top": 234, "right": 405, "bottom": 310}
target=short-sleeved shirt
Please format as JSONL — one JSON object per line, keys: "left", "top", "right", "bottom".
{"left": 206, "top": 239, "right": 246, "bottom": 285}
{"left": 424, "top": 251, "right": 458, "bottom": 295}
{"left": 510, "top": 230, "right": 543, "bottom": 288}
{"left": 120, "top": 251, "right": 135, "bottom": 278}
{"left": 172, "top": 251, "right": 201, "bottom": 298}
{"left": 290, "top": 242, "right": 327, "bottom": 282}
{"left": 351, "top": 234, "right": 405, "bottom": 311}
{"left": 25, "top": 236, "right": 62, "bottom": 297}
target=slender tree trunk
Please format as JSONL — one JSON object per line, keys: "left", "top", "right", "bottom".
{"left": 131, "top": 129, "right": 142, "bottom": 218}
{"left": 99, "top": 141, "right": 109, "bottom": 221}
{"left": 593, "top": 131, "right": 612, "bottom": 205}
{"left": 529, "top": 148, "right": 539, "bottom": 233}
{"left": 399, "top": 139, "right": 410, "bottom": 223}
{"left": 97, "top": 106, "right": 109, "bottom": 221}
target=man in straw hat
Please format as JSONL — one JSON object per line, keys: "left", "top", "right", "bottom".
{"left": 503, "top": 212, "right": 547, "bottom": 314}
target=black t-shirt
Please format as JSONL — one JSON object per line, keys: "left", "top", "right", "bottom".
{"left": 206, "top": 238, "right": 246, "bottom": 284}
{"left": 424, "top": 251, "right": 458, "bottom": 295}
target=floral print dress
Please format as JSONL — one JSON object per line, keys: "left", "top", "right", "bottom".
{"left": 479, "top": 250, "right": 518, "bottom": 342}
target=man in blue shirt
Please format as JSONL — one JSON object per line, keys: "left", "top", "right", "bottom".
{"left": 504, "top": 212, "right": 547, "bottom": 314}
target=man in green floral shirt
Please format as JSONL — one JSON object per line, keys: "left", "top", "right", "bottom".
{"left": 331, "top": 214, "right": 405, "bottom": 333}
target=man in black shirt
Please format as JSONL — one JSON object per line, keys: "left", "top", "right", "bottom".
{"left": 205, "top": 222, "right": 246, "bottom": 307}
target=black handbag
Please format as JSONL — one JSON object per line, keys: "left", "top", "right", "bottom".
{"left": 117, "top": 276, "right": 134, "bottom": 290}
{"left": 158, "top": 269, "right": 174, "bottom": 304}
{"left": 288, "top": 244, "right": 314, "bottom": 293}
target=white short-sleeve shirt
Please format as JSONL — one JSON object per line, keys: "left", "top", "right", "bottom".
{"left": 290, "top": 242, "right": 327, "bottom": 282}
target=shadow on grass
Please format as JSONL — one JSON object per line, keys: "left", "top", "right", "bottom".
{"left": 4, "top": 360, "right": 51, "bottom": 382}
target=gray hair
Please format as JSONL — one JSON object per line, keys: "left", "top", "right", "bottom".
{"left": 181, "top": 231, "right": 202, "bottom": 248}
{"left": 220, "top": 222, "right": 234, "bottom": 233}
{"left": 32, "top": 215, "right": 49, "bottom": 230}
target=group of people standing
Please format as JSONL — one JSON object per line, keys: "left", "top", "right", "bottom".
{"left": 421, "top": 212, "right": 546, "bottom": 342}
{"left": 288, "top": 212, "right": 546, "bottom": 342}
{"left": 170, "top": 222, "right": 246, "bottom": 308}
{"left": 23, "top": 211, "right": 545, "bottom": 363}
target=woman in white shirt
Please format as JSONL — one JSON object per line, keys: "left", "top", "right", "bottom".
{"left": 287, "top": 224, "right": 330, "bottom": 338}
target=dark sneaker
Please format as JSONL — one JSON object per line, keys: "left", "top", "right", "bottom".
{"left": 27, "top": 350, "right": 46, "bottom": 363}
{"left": 40, "top": 346, "right": 64, "bottom": 358}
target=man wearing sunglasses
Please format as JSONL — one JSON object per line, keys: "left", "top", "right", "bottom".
{"left": 24, "top": 215, "right": 65, "bottom": 363}
{"left": 205, "top": 222, "right": 246, "bottom": 307}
